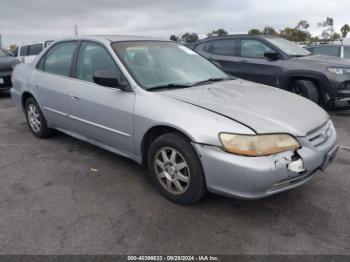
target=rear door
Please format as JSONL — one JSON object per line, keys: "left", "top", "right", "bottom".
{"left": 68, "top": 41, "right": 135, "bottom": 154}
{"left": 235, "top": 38, "right": 281, "bottom": 86}
{"left": 31, "top": 41, "right": 78, "bottom": 129}
{"left": 195, "top": 39, "right": 241, "bottom": 76}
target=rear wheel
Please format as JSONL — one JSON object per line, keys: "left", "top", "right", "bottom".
{"left": 289, "top": 80, "right": 320, "bottom": 104}
{"left": 25, "top": 97, "right": 52, "bottom": 138}
{"left": 147, "top": 132, "right": 207, "bottom": 205}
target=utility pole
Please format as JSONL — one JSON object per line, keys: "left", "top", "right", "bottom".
{"left": 74, "top": 24, "right": 78, "bottom": 36}
{"left": 0, "top": 34, "right": 2, "bottom": 49}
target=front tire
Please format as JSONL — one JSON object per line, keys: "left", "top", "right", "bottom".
{"left": 289, "top": 80, "right": 320, "bottom": 104}
{"left": 147, "top": 132, "right": 207, "bottom": 205}
{"left": 25, "top": 97, "right": 52, "bottom": 138}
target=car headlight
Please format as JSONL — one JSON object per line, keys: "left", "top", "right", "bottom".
{"left": 327, "top": 67, "right": 350, "bottom": 75}
{"left": 219, "top": 133, "right": 300, "bottom": 157}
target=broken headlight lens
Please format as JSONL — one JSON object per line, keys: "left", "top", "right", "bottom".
{"left": 219, "top": 133, "right": 301, "bottom": 157}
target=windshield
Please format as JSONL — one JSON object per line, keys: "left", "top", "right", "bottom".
{"left": 264, "top": 37, "right": 311, "bottom": 56}
{"left": 0, "top": 49, "right": 7, "bottom": 57}
{"left": 112, "top": 41, "right": 230, "bottom": 90}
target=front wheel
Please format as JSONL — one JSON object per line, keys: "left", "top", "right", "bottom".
{"left": 147, "top": 133, "right": 207, "bottom": 205}
{"left": 289, "top": 80, "right": 320, "bottom": 104}
{"left": 25, "top": 97, "right": 52, "bottom": 138}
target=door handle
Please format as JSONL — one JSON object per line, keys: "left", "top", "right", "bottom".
{"left": 34, "top": 84, "right": 40, "bottom": 88}
{"left": 70, "top": 94, "right": 80, "bottom": 100}
{"left": 239, "top": 60, "right": 250, "bottom": 64}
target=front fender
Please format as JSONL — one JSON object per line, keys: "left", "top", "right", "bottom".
{"left": 132, "top": 89, "right": 255, "bottom": 157}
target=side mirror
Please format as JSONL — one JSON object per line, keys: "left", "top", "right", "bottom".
{"left": 93, "top": 70, "right": 128, "bottom": 90}
{"left": 264, "top": 51, "right": 280, "bottom": 60}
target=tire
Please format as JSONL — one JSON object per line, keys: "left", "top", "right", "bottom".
{"left": 289, "top": 80, "right": 320, "bottom": 104}
{"left": 24, "top": 97, "right": 52, "bottom": 138}
{"left": 147, "top": 132, "right": 207, "bottom": 205}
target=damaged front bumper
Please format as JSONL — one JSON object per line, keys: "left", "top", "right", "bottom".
{"left": 193, "top": 121, "right": 338, "bottom": 199}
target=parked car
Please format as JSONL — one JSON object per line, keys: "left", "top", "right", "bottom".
{"left": 193, "top": 35, "right": 350, "bottom": 106}
{"left": 11, "top": 36, "right": 338, "bottom": 204}
{"left": 306, "top": 44, "right": 350, "bottom": 59}
{"left": 0, "top": 48, "right": 19, "bottom": 92}
{"left": 15, "top": 41, "right": 53, "bottom": 64}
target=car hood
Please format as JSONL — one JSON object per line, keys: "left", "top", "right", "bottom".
{"left": 0, "top": 56, "right": 18, "bottom": 69}
{"left": 295, "top": 54, "right": 350, "bottom": 67}
{"left": 161, "top": 80, "right": 329, "bottom": 137}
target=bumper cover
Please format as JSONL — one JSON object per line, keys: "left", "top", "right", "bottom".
{"left": 194, "top": 121, "right": 338, "bottom": 199}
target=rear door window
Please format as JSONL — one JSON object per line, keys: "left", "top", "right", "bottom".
{"left": 42, "top": 42, "right": 77, "bottom": 77}
{"left": 207, "top": 39, "right": 240, "bottom": 56}
{"left": 20, "top": 46, "right": 29, "bottom": 56}
{"left": 28, "top": 44, "right": 43, "bottom": 56}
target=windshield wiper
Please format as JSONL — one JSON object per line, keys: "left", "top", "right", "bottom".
{"left": 147, "top": 83, "right": 193, "bottom": 91}
{"left": 192, "top": 77, "right": 234, "bottom": 86}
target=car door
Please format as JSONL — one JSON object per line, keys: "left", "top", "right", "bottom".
{"left": 18, "top": 45, "right": 28, "bottom": 63}
{"left": 196, "top": 39, "right": 241, "bottom": 76}
{"left": 236, "top": 39, "right": 281, "bottom": 87}
{"left": 31, "top": 41, "right": 78, "bottom": 129}
{"left": 69, "top": 41, "right": 135, "bottom": 154}
{"left": 27, "top": 43, "right": 44, "bottom": 63}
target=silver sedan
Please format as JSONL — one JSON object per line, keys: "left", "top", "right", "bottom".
{"left": 11, "top": 35, "right": 339, "bottom": 204}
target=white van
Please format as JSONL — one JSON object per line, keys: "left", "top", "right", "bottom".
{"left": 15, "top": 41, "right": 53, "bottom": 63}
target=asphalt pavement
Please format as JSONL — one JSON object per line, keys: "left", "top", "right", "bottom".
{"left": 0, "top": 92, "right": 349, "bottom": 255}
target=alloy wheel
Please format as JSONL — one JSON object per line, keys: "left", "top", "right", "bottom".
{"left": 27, "top": 104, "right": 41, "bottom": 133}
{"left": 154, "top": 147, "right": 190, "bottom": 195}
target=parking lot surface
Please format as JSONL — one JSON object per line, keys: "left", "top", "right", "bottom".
{"left": 0, "top": 93, "right": 350, "bottom": 255}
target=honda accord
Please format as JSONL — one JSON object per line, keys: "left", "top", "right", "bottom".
{"left": 11, "top": 36, "right": 339, "bottom": 204}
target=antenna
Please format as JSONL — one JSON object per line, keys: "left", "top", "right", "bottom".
{"left": 74, "top": 24, "right": 78, "bottom": 36}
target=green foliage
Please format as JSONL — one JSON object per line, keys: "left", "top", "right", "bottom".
{"left": 207, "top": 28, "right": 228, "bottom": 38}
{"left": 181, "top": 32, "right": 199, "bottom": 43}
{"left": 318, "top": 17, "right": 335, "bottom": 40}
{"left": 248, "top": 29, "right": 262, "bottom": 35}
{"left": 169, "top": 35, "right": 179, "bottom": 42}
{"left": 341, "top": 24, "right": 350, "bottom": 38}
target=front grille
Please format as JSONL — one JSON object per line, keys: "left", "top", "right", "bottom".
{"left": 307, "top": 121, "right": 334, "bottom": 149}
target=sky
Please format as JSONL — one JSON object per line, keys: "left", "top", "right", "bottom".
{"left": 0, "top": 0, "right": 350, "bottom": 48}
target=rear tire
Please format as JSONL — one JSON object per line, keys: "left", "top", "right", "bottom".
{"left": 147, "top": 132, "right": 207, "bottom": 205}
{"left": 289, "top": 80, "right": 320, "bottom": 104}
{"left": 25, "top": 97, "right": 52, "bottom": 138}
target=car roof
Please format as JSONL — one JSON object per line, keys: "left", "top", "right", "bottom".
{"left": 53, "top": 35, "right": 168, "bottom": 43}
{"left": 192, "top": 34, "right": 275, "bottom": 46}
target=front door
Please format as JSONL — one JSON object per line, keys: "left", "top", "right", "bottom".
{"left": 236, "top": 39, "right": 281, "bottom": 87}
{"left": 68, "top": 41, "right": 135, "bottom": 154}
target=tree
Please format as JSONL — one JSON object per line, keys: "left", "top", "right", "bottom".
{"left": 341, "top": 24, "right": 350, "bottom": 38}
{"left": 248, "top": 28, "right": 262, "bottom": 35}
{"left": 330, "top": 32, "right": 341, "bottom": 41}
{"left": 262, "top": 26, "right": 278, "bottom": 35}
{"left": 181, "top": 32, "right": 199, "bottom": 43}
{"left": 207, "top": 28, "right": 228, "bottom": 38}
{"left": 318, "top": 17, "right": 335, "bottom": 40}
{"left": 296, "top": 20, "right": 310, "bottom": 31}
{"left": 9, "top": 44, "right": 17, "bottom": 53}
{"left": 169, "top": 35, "right": 179, "bottom": 42}
{"left": 280, "top": 27, "right": 310, "bottom": 42}
{"left": 280, "top": 20, "right": 311, "bottom": 42}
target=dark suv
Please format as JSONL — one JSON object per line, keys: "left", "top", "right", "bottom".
{"left": 0, "top": 48, "right": 18, "bottom": 92}
{"left": 193, "top": 35, "right": 350, "bottom": 106}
